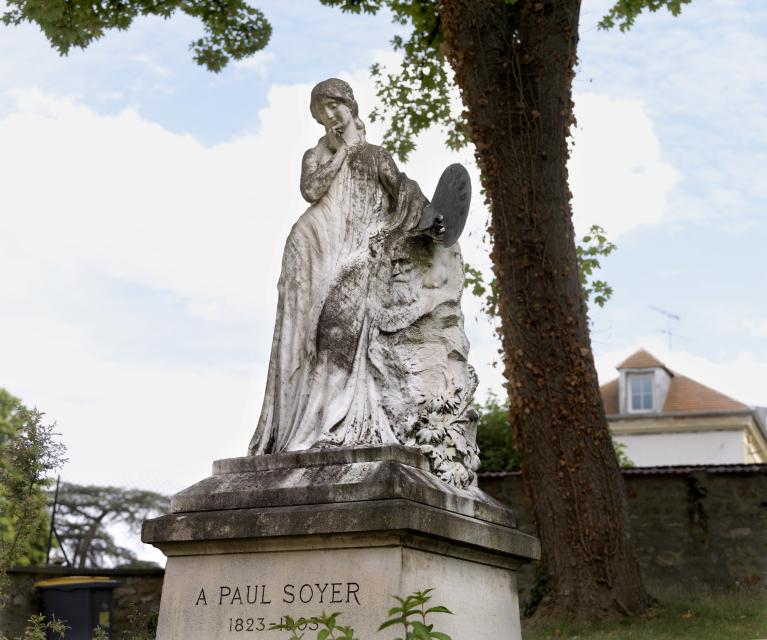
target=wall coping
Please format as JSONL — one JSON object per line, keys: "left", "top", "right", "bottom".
{"left": 479, "top": 463, "right": 767, "bottom": 478}
{"left": 6, "top": 566, "right": 164, "bottom": 577}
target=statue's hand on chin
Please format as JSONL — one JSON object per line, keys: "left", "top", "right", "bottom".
{"left": 326, "top": 129, "right": 347, "bottom": 153}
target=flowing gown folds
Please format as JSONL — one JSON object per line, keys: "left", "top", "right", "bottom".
{"left": 248, "top": 140, "right": 472, "bottom": 455}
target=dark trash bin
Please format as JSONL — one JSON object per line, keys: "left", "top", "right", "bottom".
{"left": 35, "top": 576, "right": 120, "bottom": 640}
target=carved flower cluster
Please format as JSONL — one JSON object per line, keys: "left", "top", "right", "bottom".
{"left": 402, "top": 391, "right": 480, "bottom": 489}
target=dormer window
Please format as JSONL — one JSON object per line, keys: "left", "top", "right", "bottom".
{"left": 608, "top": 349, "right": 673, "bottom": 416}
{"left": 628, "top": 372, "right": 654, "bottom": 412}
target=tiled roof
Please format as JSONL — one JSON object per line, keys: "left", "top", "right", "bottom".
{"left": 662, "top": 374, "right": 748, "bottom": 412}
{"left": 617, "top": 348, "right": 667, "bottom": 370}
{"left": 600, "top": 378, "right": 620, "bottom": 414}
{"left": 600, "top": 348, "right": 749, "bottom": 415}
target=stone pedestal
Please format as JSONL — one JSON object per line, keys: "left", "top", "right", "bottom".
{"left": 142, "top": 445, "right": 539, "bottom": 639}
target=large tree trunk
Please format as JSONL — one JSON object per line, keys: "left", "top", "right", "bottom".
{"left": 440, "top": 0, "right": 650, "bottom": 620}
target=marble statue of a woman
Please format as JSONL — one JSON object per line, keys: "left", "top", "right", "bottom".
{"left": 248, "top": 78, "right": 480, "bottom": 488}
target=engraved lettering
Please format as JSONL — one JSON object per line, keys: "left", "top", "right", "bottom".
{"left": 346, "top": 582, "right": 360, "bottom": 605}
{"left": 315, "top": 583, "right": 328, "bottom": 603}
{"left": 195, "top": 588, "right": 207, "bottom": 606}
{"left": 299, "top": 584, "right": 313, "bottom": 603}
{"left": 214, "top": 580, "right": 360, "bottom": 613}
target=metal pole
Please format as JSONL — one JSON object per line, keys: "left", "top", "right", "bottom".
{"left": 45, "top": 476, "right": 61, "bottom": 565}
{"left": 52, "top": 525, "right": 71, "bottom": 568}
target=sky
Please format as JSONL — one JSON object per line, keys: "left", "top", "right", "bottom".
{"left": 1, "top": 1, "right": 766, "bottom": 559}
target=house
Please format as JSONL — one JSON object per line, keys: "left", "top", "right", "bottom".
{"left": 600, "top": 348, "right": 767, "bottom": 466}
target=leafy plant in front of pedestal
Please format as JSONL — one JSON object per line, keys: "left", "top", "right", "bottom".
{"left": 120, "top": 602, "right": 160, "bottom": 640}
{"left": 378, "top": 589, "right": 452, "bottom": 640}
{"left": 269, "top": 589, "right": 452, "bottom": 640}
{"left": 92, "top": 626, "right": 109, "bottom": 640}
{"left": 0, "top": 614, "right": 68, "bottom": 640}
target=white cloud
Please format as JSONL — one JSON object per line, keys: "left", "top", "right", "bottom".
{"left": 130, "top": 53, "right": 173, "bottom": 78}
{"left": 98, "top": 90, "right": 127, "bottom": 102}
{"left": 569, "top": 92, "right": 682, "bottom": 238}
{"left": 579, "top": 1, "right": 767, "bottom": 233}
{"left": 0, "top": 306, "right": 262, "bottom": 489}
{"left": 0, "top": 84, "right": 314, "bottom": 322}
{"left": 233, "top": 51, "right": 276, "bottom": 79}
{"left": 744, "top": 319, "right": 767, "bottom": 338}
{"left": 0, "top": 77, "right": 674, "bottom": 329}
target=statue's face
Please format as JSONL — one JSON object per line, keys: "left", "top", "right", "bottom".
{"left": 316, "top": 97, "right": 353, "bottom": 132}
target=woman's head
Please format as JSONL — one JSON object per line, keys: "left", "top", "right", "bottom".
{"left": 310, "top": 78, "right": 365, "bottom": 135}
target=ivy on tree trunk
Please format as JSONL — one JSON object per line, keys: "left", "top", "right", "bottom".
{"left": 439, "top": 0, "right": 650, "bottom": 619}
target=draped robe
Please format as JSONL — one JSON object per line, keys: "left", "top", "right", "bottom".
{"left": 249, "top": 138, "right": 472, "bottom": 455}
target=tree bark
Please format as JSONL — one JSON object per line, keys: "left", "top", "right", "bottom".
{"left": 440, "top": 0, "right": 650, "bottom": 619}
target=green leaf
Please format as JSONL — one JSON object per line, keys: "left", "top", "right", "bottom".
{"left": 0, "top": 0, "right": 272, "bottom": 72}
{"left": 410, "top": 621, "right": 432, "bottom": 640}
{"left": 337, "top": 625, "right": 356, "bottom": 639}
{"left": 425, "top": 606, "right": 452, "bottom": 615}
{"left": 600, "top": 0, "right": 692, "bottom": 32}
{"left": 378, "top": 617, "right": 406, "bottom": 631}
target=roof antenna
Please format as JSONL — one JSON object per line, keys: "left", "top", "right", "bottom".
{"left": 649, "top": 305, "right": 681, "bottom": 351}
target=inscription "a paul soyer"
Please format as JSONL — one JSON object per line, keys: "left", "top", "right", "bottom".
{"left": 194, "top": 582, "right": 361, "bottom": 607}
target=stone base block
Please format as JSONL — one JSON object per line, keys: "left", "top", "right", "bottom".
{"left": 143, "top": 445, "right": 539, "bottom": 639}
{"left": 157, "top": 533, "right": 522, "bottom": 638}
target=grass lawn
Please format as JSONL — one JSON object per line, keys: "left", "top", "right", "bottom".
{"left": 523, "top": 591, "right": 767, "bottom": 640}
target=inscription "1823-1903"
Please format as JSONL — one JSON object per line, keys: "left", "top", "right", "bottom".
{"left": 194, "top": 582, "right": 361, "bottom": 607}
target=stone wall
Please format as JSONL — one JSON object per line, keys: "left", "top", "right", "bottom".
{"left": 1, "top": 566, "right": 163, "bottom": 638}
{"left": 479, "top": 464, "right": 767, "bottom": 602}
{"left": 4, "top": 465, "right": 764, "bottom": 633}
